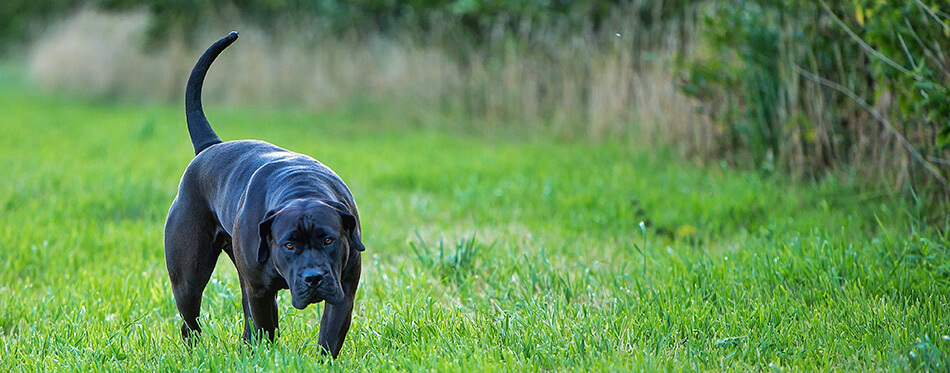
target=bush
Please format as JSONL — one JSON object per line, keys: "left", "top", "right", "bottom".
{"left": 679, "top": 0, "right": 949, "bottom": 197}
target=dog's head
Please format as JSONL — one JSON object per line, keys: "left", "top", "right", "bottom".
{"left": 257, "top": 199, "right": 364, "bottom": 309}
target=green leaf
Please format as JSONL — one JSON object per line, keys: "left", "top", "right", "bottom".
{"left": 937, "top": 122, "right": 950, "bottom": 149}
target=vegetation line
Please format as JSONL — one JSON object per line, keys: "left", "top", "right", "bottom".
{"left": 17, "top": 1, "right": 950, "bottom": 202}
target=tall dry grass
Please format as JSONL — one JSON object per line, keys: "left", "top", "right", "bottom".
{"left": 26, "top": 7, "right": 706, "bottom": 144}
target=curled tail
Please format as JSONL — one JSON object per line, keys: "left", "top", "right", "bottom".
{"left": 186, "top": 31, "right": 238, "bottom": 155}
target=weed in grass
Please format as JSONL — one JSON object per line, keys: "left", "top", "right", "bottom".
{"left": 409, "top": 231, "right": 488, "bottom": 288}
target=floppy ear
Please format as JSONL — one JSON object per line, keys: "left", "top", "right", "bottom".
{"left": 258, "top": 211, "right": 277, "bottom": 263}
{"left": 323, "top": 200, "right": 365, "bottom": 252}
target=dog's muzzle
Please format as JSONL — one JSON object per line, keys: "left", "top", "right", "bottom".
{"left": 290, "top": 269, "right": 344, "bottom": 309}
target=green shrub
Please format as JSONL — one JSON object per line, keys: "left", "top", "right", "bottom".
{"left": 679, "top": 0, "right": 949, "bottom": 197}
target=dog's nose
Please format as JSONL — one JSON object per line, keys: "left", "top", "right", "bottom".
{"left": 302, "top": 270, "right": 325, "bottom": 286}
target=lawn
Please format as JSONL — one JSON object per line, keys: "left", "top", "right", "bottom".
{"left": 0, "top": 67, "right": 948, "bottom": 371}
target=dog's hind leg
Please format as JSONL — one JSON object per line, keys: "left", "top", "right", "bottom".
{"left": 164, "top": 197, "right": 223, "bottom": 342}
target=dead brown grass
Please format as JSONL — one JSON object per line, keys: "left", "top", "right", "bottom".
{"left": 26, "top": 7, "right": 706, "bottom": 145}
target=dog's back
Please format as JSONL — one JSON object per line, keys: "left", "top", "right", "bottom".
{"left": 180, "top": 140, "right": 353, "bottom": 233}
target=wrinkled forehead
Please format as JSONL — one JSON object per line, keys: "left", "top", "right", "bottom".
{"left": 273, "top": 203, "right": 341, "bottom": 237}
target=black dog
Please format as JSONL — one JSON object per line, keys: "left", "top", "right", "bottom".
{"left": 164, "top": 32, "right": 364, "bottom": 358}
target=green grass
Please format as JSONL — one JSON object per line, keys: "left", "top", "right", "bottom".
{"left": 0, "top": 68, "right": 949, "bottom": 371}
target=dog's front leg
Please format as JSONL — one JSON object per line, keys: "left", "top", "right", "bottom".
{"left": 318, "top": 256, "right": 361, "bottom": 358}
{"left": 244, "top": 285, "right": 279, "bottom": 343}
{"left": 317, "top": 295, "right": 353, "bottom": 358}
{"left": 239, "top": 278, "right": 255, "bottom": 341}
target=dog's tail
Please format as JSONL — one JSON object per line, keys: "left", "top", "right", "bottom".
{"left": 185, "top": 31, "right": 238, "bottom": 155}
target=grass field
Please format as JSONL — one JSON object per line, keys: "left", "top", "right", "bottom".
{"left": 1, "top": 65, "right": 949, "bottom": 371}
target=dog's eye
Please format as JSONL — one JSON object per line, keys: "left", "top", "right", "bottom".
{"left": 284, "top": 243, "right": 294, "bottom": 250}
{"left": 323, "top": 237, "right": 333, "bottom": 245}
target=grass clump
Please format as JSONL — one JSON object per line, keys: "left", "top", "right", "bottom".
{"left": 409, "top": 232, "right": 487, "bottom": 288}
